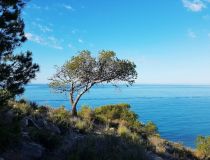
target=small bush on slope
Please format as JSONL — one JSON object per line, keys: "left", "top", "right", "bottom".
{"left": 75, "top": 119, "right": 93, "bottom": 133}
{"left": 144, "top": 121, "right": 158, "bottom": 135}
{"left": 94, "top": 104, "right": 141, "bottom": 128}
{"left": 48, "top": 106, "right": 73, "bottom": 131}
{"left": 78, "top": 106, "right": 94, "bottom": 122}
{"left": 196, "top": 136, "right": 210, "bottom": 159}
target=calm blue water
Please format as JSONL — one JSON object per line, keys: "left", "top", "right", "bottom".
{"left": 20, "top": 84, "right": 210, "bottom": 148}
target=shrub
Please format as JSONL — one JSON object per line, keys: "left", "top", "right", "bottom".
{"left": 75, "top": 119, "right": 93, "bottom": 133}
{"left": 117, "top": 125, "right": 131, "bottom": 138}
{"left": 196, "top": 136, "right": 210, "bottom": 159}
{"left": 48, "top": 106, "right": 72, "bottom": 130}
{"left": 29, "top": 127, "right": 61, "bottom": 150}
{"left": 66, "top": 135, "right": 148, "bottom": 160}
{"left": 78, "top": 106, "right": 94, "bottom": 121}
{"left": 144, "top": 121, "right": 158, "bottom": 135}
{"left": 11, "top": 101, "right": 33, "bottom": 118}
{"left": 94, "top": 104, "right": 139, "bottom": 127}
{"left": 131, "top": 132, "right": 140, "bottom": 142}
{"left": 36, "top": 106, "right": 49, "bottom": 115}
{"left": 29, "top": 101, "right": 39, "bottom": 110}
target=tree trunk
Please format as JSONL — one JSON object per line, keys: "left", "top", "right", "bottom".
{"left": 72, "top": 104, "right": 77, "bottom": 117}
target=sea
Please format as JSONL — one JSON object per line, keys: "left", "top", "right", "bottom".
{"left": 19, "top": 84, "right": 210, "bottom": 148}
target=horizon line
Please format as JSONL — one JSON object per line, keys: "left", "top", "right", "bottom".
{"left": 28, "top": 82, "right": 210, "bottom": 86}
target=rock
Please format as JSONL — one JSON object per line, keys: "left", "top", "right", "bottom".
{"left": 21, "top": 142, "right": 45, "bottom": 160}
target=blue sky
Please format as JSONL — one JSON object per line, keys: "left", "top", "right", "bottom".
{"left": 19, "top": 0, "right": 210, "bottom": 84}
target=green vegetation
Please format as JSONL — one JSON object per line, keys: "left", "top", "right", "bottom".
{"left": 78, "top": 106, "right": 94, "bottom": 121}
{"left": 144, "top": 121, "right": 158, "bottom": 135}
{"left": 48, "top": 106, "right": 72, "bottom": 130}
{"left": 49, "top": 51, "right": 137, "bottom": 116}
{"left": 196, "top": 136, "right": 210, "bottom": 159}
{"left": 0, "top": 0, "right": 39, "bottom": 104}
{"left": 0, "top": 100, "right": 202, "bottom": 160}
{"left": 0, "top": 1, "right": 208, "bottom": 160}
{"left": 94, "top": 104, "right": 140, "bottom": 126}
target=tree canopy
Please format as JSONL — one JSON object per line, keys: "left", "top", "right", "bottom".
{"left": 0, "top": 0, "right": 39, "bottom": 103}
{"left": 0, "top": 0, "right": 26, "bottom": 59}
{"left": 49, "top": 50, "right": 137, "bottom": 116}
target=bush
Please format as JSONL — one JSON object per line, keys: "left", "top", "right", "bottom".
{"left": 94, "top": 104, "right": 139, "bottom": 127}
{"left": 36, "top": 105, "right": 50, "bottom": 115}
{"left": 48, "top": 106, "right": 72, "bottom": 130}
{"left": 144, "top": 121, "right": 158, "bottom": 135}
{"left": 78, "top": 106, "right": 94, "bottom": 121}
{"left": 131, "top": 132, "right": 140, "bottom": 142}
{"left": 117, "top": 125, "right": 131, "bottom": 138}
{"left": 29, "top": 127, "right": 61, "bottom": 150}
{"left": 11, "top": 101, "right": 33, "bottom": 118}
{"left": 196, "top": 136, "right": 210, "bottom": 159}
{"left": 67, "top": 135, "right": 148, "bottom": 160}
{"left": 75, "top": 119, "right": 93, "bottom": 133}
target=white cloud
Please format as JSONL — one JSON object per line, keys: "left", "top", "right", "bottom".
{"left": 25, "top": 33, "right": 46, "bottom": 44}
{"left": 32, "top": 22, "right": 53, "bottom": 33}
{"left": 182, "top": 0, "right": 206, "bottom": 12}
{"left": 188, "top": 29, "right": 197, "bottom": 38}
{"left": 25, "top": 33, "right": 63, "bottom": 50}
{"left": 63, "top": 4, "right": 74, "bottom": 11}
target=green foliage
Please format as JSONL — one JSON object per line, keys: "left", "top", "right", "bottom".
{"left": 144, "top": 121, "right": 158, "bottom": 135}
{"left": 11, "top": 101, "right": 33, "bottom": 118}
{"left": 117, "top": 125, "right": 131, "bottom": 138}
{"left": 48, "top": 106, "right": 72, "bottom": 130}
{"left": 36, "top": 106, "right": 50, "bottom": 115}
{"left": 94, "top": 104, "right": 139, "bottom": 127}
{"left": 196, "top": 136, "right": 210, "bottom": 159}
{"left": 78, "top": 106, "right": 94, "bottom": 121}
{"left": 0, "top": 89, "right": 11, "bottom": 104}
{"left": 49, "top": 50, "right": 137, "bottom": 116}
{"left": 75, "top": 119, "right": 93, "bottom": 133}
{"left": 117, "top": 125, "right": 141, "bottom": 142}
{"left": 29, "top": 127, "right": 61, "bottom": 150}
{"left": 0, "top": 0, "right": 39, "bottom": 103}
{"left": 0, "top": 0, "right": 26, "bottom": 57}
{"left": 67, "top": 135, "right": 148, "bottom": 160}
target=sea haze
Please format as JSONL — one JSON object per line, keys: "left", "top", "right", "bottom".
{"left": 19, "top": 84, "right": 210, "bottom": 148}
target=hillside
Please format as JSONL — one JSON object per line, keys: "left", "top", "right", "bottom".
{"left": 0, "top": 100, "right": 203, "bottom": 160}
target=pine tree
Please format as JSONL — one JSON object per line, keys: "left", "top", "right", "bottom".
{"left": 0, "top": 0, "right": 39, "bottom": 103}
